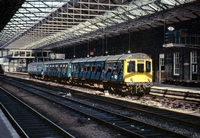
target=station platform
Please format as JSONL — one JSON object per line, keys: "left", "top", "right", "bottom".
{"left": 151, "top": 83, "right": 200, "bottom": 101}
{"left": 152, "top": 83, "right": 200, "bottom": 93}
{"left": 0, "top": 108, "right": 20, "bottom": 138}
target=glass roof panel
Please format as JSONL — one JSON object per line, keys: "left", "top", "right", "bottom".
{"left": 0, "top": 0, "right": 197, "bottom": 50}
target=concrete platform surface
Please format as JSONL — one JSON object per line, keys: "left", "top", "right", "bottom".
{"left": 0, "top": 109, "right": 20, "bottom": 138}
{"left": 152, "top": 83, "right": 200, "bottom": 93}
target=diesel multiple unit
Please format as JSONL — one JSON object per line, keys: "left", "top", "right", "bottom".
{"left": 28, "top": 53, "right": 153, "bottom": 95}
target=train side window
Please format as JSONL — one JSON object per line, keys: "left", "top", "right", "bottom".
{"left": 55, "top": 65, "right": 57, "bottom": 71}
{"left": 51, "top": 65, "right": 53, "bottom": 71}
{"left": 84, "top": 65, "right": 87, "bottom": 72}
{"left": 138, "top": 64, "right": 144, "bottom": 73}
{"left": 87, "top": 65, "right": 90, "bottom": 72}
{"left": 78, "top": 64, "right": 81, "bottom": 72}
{"left": 113, "top": 63, "right": 119, "bottom": 73}
{"left": 62, "top": 65, "right": 65, "bottom": 72}
{"left": 92, "top": 64, "right": 95, "bottom": 72}
{"left": 52, "top": 65, "right": 55, "bottom": 71}
{"left": 97, "top": 64, "right": 101, "bottom": 73}
{"left": 59, "top": 64, "right": 62, "bottom": 72}
{"left": 106, "top": 63, "right": 112, "bottom": 73}
{"left": 146, "top": 61, "right": 151, "bottom": 73}
{"left": 81, "top": 65, "right": 84, "bottom": 71}
{"left": 65, "top": 64, "right": 68, "bottom": 72}
{"left": 127, "top": 61, "right": 135, "bottom": 73}
{"left": 73, "top": 65, "right": 77, "bottom": 72}
{"left": 84, "top": 64, "right": 90, "bottom": 72}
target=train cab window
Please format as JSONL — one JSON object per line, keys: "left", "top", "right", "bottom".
{"left": 127, "top": 61, "right": 135, "bottom": 73}
{"left": 146, "top": 61, "right": 151, "bottom": 73}
{"left": 138, "top": 64, "right": 144, "bottom": 73}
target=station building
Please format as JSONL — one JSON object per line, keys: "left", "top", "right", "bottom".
{"left": 0, "top": 0, "right": 200, "bottom": 86}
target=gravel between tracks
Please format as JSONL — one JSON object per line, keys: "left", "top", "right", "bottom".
{"left": 0, "top": 80, "right": 124, "bottom": 138}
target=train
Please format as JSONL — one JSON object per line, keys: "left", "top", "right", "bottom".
{"left": 28, "top": 53, "right": 153, "bottom": 95}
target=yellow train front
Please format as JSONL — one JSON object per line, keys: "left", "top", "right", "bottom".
{"left": 123, "top": 54, "right": 153, "bottom": 94}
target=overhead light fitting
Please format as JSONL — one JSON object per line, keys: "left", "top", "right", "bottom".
{"left": 167, "top": 26, "right": 175, "bottom": 31}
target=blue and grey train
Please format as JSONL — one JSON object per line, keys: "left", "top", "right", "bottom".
{"left": 28, "top": 53, "right": 153, "bottom": 94}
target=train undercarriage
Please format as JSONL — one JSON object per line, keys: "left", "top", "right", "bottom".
{"left": 30, "top": 74, "right": 152, "bottom": 96}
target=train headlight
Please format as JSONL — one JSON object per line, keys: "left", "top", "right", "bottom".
{"left": 114, "top": 75, "right": 118, "bottom": 79}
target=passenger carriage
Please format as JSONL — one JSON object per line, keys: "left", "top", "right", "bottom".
{"left": 28, "top": 53, "right": 153, "bottom": 95}
{"left": 28, "top": 62, "right": 44, "bottom": 78}
{"left": 70, "top": 53, "right": 153, "bottom": 94}
{"left": 43, "top": 60, "right": 72, "bottom": 81}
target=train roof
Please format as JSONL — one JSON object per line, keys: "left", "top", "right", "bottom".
{"left": 43, "top": 59, "right": 71, "bottom": 64}
{"left": 72, "top": 53, "right": 151, "bottom": 63}
{"left": 28, "top": 53, "right": 151, "bottom": 65}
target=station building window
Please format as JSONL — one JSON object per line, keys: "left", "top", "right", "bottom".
{"left": 191, "top": 51, "right": 198, "bottom": 74}
{"left": 173, "top": 52, "right": 180, "bottom": 76}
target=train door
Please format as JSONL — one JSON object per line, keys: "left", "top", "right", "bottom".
{"left": 190, "top": 51, "right": 198, "bottom": 80}
{"left": 118, "top": 61, "right": 123, "bottom": 81}
{"left": 111, "top": 62, "right": 118, "bottom": 81}
{"left": 101, "top": 62, "right": 106, "bottom": 80}
{"left": 105, "top": 62, "right": 112, "bottom": 81}
{"left": 159, "top": 54, "right": 165, "bottom": 83}
{"left": 86, "top": 63, "right": 92, "bottom": 79}
{"left": 90, "top": 63, "right": 96, "bottom": 79}
{"left": 78, "top": 63, "right": 83, "bottom": 78}
{"left": 95, "top": 62, "right": 102, "bottom": 80}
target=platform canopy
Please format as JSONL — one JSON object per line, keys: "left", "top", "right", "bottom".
{"left": 0, "top": 0, "right": 199, "bottom": 50}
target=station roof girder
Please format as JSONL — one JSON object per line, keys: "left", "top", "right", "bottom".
{"left": 0, "top": 0, "right": 199, "bottom": 50}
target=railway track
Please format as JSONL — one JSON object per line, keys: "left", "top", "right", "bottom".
{"left": 0, "top": 76, "right": 192, "bottom": 137}
{"left": 5, "top": 76, "right": 200, "bottom": 127}
{"left": 0, "top": 87, "right": 74, "bottom": 138}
